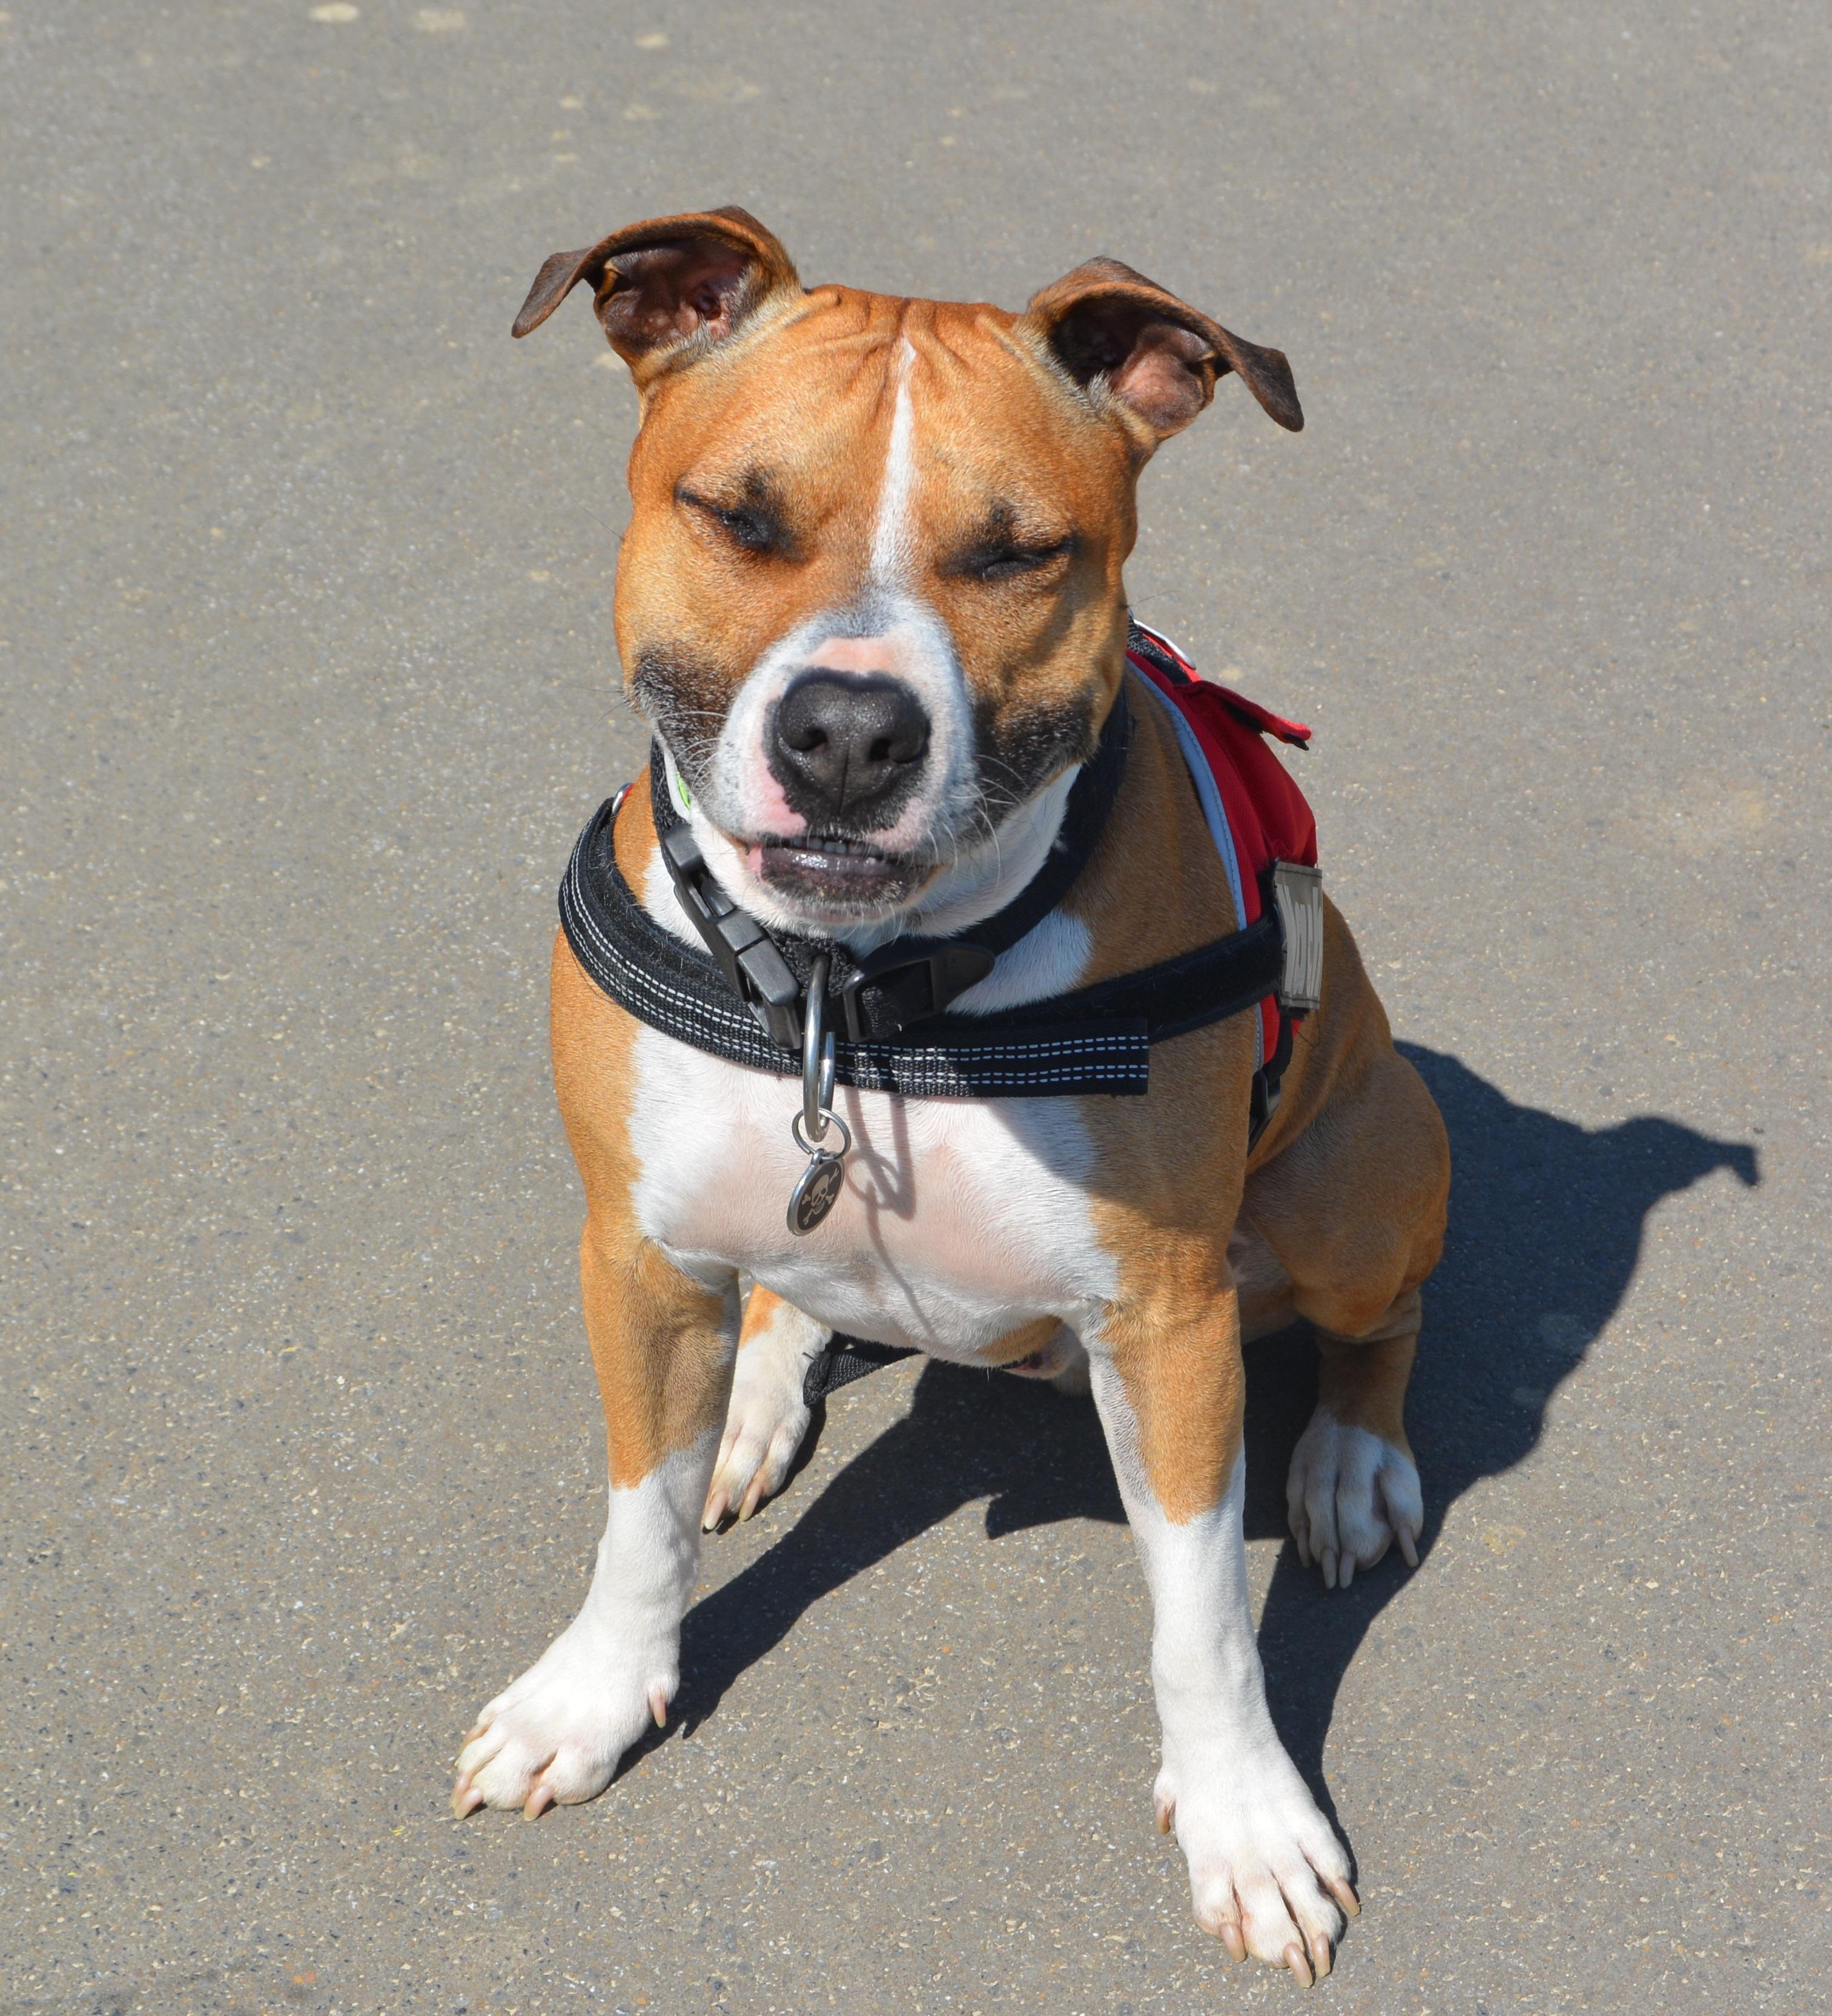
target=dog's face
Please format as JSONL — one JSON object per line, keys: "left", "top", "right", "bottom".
{"left": 515, "top": 208, "right": 1301, "bottom": 932}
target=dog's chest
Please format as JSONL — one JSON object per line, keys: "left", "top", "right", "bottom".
{"left": 626, "top": 1026, "right": 1116, "bottom": 1355}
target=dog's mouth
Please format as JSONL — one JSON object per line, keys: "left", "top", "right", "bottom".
{"left": 750, "top": 834, "right": 932, "bottom": 916}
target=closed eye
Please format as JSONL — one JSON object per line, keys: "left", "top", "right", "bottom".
{"left": 955, "top": 535, "right": 1077, "bottom": 583}
{"left": 676, "top": 484, "right": 795, "bottom": 558}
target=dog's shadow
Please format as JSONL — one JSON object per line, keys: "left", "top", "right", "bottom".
{"left": 653, "top": 1046, "right": 1758, "bottom": 1823}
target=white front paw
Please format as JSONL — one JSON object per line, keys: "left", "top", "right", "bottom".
{"left": 1156, "top": 1749, "right": 1357, "bottom": 1983}
{"left": 702, "top": 1308, "right": 820, "bottom": 1529}
{"left": 452, "top": 1614, "right": 673, "bottom": 1820}
{"left": 1286, "top": 1409, "right": 1422, "bottom": 1588}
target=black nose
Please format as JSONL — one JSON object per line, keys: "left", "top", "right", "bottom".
{"left": 769, "top": 672, "right": 931, "bottom": 827}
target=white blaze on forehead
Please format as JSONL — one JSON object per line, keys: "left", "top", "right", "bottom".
{"left": 869, "top": 338, "right": 919, "bottom": 583}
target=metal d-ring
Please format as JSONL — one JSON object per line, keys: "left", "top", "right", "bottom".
{"left": 802, "top": 952, "right": 836, "bottom": 1143}
{"left": 790, "top": 1106, "right": 852, "bottom": 1160}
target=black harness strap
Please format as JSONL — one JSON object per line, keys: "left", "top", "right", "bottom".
{"left": 558, "top": 793, "right": 1286, "bottom": 1100}
{"left": 801, "top": 1335, "right": 917, "bottom": 1406}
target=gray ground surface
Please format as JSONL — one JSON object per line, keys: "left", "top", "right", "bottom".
{"left": 4, "top": 1, "right": 1828, "bottom": 2010}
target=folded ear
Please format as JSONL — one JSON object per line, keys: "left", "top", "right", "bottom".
{"left": 511, "top": 206, "right": 800, "bottom": 382}
{"left": 1024, "top": 257, "right": 1302, "bottom": 446}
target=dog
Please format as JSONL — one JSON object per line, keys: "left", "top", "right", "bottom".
{"left": 452, "top": 208, "right": 1450, "bottom": 1987}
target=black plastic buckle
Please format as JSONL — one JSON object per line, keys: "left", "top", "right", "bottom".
{"left": 1248, "top": 1008, "right": 1299, "bottom": 1151}
{"left": 836, "top": 938, "right": 997, "bottom": 1042}
{"left": 659, "top": 825, "right": 804, "bottom": 1050}
{"left": 658, "top": 822, "right": 1002, "bottom": 1049}
{"left": 1248, "top": 1062, "right": 1281, "bottom": 1150}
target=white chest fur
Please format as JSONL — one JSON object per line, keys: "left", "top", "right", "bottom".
{"left": 626, "top": 1025, "right": 1117, "bottom": 1357}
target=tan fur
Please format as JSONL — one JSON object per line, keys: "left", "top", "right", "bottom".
{"left": 736, "top": 1282, "right": 796, "bottom": 1352}
{"left": 979, "top": 1314, "right": 1065, "bottom": 1367}
{"left": 540, "top": 217, "right": 1448, "bottom": 1529}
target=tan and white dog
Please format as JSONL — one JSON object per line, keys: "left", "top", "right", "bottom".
{"left": 453, "top": 208, "right": 1450, "bottom": 1986}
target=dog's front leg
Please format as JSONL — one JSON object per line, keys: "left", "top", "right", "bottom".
{"left": 452, "top": 1221, "right": 737, "bottom": 1819}
{"left": 702, "top": 1287, "right": 829, "bottom": 1530}
{"left": 1086, "top": 1264, "right": 1357, "bottom": 1982}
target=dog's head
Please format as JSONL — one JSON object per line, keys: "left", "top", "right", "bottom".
{"left": 515, "top": 207, "right": 1302, "bottom": 936}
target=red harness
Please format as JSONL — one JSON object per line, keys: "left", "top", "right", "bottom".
{"left": 1125, "top": 623, "right": 1319, "bottom": 1065}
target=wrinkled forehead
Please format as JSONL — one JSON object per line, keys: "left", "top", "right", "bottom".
{"left": 632, "top": 288, "right": 1125, "bottom": 528}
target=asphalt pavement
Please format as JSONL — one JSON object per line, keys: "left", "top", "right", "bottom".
{"left": 3, "top": 1, "right": 1828, "bottom": 2010}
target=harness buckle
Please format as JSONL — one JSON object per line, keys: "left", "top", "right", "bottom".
{"left": 1269, "top": 860, "right": 1324, "bottom": 1014}
{"left": 660, "top": 824, "right": 803, "bottom": 1049}
{"left": 836, "top": 939, "right": 997, "bottom": 1042}
{"left": 658, "top": 820, "right": 998, "bottom": 1048}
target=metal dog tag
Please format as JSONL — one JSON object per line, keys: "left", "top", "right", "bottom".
{"left": 788, "top": 1145, "right": 845, "bottom": 1235}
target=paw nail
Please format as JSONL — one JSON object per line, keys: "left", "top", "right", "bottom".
{"left": 1326, "top": 1877, "right": 1360, "bottom": 1918}
{"left": 1398, "top": 1525, "right": 1420, "bottom": 1568}
{"left": 648, "top": 1681, "right": 670, "bottom": 1730}
{"left": 1220, "top": 1923, "right": 1246, "bottom": 1963}
{"left": 1340, "top": 1552, "right": 1355, "bottom": 1588}
{"left": 1321, "top": 1549, "right": 1337, "bottom": 1588}
{"left": 1283, "top": 1940, "right": 1313, "bottom": 1986}
{"left": 1308, "top": 1929, "right": 1334, "bottom": 1979}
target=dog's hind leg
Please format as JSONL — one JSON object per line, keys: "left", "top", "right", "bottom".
{"left": 1244, "top": 1042, "right": 1449, "bottom": 1588}
{"left": 1287, "top": 1290, "right": 1426, "bottom": 1587}
{"left": 703, "top": 1287, "right": 827, "bottom": 1530}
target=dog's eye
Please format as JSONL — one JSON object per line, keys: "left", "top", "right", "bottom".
{"left": 964, "top": 538, "right": 1076, "bottom": 583}
{"left": 678, "top": 487, "right": 791, "bottom": 557}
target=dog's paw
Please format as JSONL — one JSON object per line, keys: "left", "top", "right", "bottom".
{"left": 1286, "top": 1409, "right": 1422, "bottom": 1588}
{"left": 451, "top": 1615, "right": 671, "bottom": 1820}
{"left": 701, "top": 1304, "right": 821, "bottom": 1530}
{"left": 1156, "top": 1750, "right": 1356, "bottom": 1983}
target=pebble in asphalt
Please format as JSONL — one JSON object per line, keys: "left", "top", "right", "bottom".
{"left": 3, "top": 1, "right": 1825, "bottom": 2010}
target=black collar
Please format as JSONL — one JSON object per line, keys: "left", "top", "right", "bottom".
{"left": 557, "top": 676, "right": 1294, "bottom": 1102}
